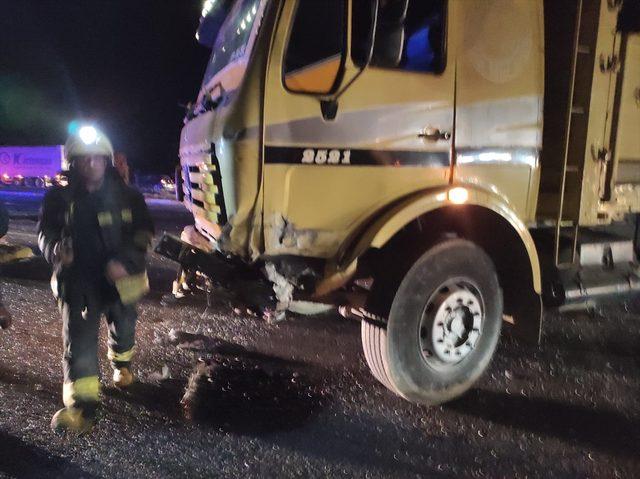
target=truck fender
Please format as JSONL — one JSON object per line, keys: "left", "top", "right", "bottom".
{"left": 339, "top": 186, "right": 543, "bottom": 343}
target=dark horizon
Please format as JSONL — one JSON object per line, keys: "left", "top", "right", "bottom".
{"left": 0, "top": 0, "right": 210, "bottom": 175}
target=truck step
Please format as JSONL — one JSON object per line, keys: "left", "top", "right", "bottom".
{"left": 559, "top": 264, "right": 640, "bottom": 303}
{"left": 579, "top": 239, "right": 635, "bottom": 267}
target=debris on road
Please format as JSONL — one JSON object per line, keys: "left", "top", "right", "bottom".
{"left": 147, "top": 365, "right": 171, "bottom": 383}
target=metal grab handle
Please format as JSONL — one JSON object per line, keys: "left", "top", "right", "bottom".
{"left": 418, "top": 127, "right": 451, "bottom": 142}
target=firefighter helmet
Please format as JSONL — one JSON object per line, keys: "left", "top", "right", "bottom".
{"left": 63, "top": 125, "right": 114, "bottom": 170}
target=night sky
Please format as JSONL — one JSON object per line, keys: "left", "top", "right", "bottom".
{"left": 0, "top": 1, "right": 210, "bottom": 174}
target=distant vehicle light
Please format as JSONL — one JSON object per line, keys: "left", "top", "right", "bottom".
{"left": 78, "top": 126, "right": 99, "bottom": 145}
{"left": 54, "top": 173, "right": 68, "bottom": 187}
{"left": 448, "top": 187, "right": 469, "bottom": 205}
{"left": 160, "top": 175, "right": 176, "bottom": 192}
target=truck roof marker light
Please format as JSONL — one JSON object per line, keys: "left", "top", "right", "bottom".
{"left": 448, "top": 187, "right": 469, "bottom": 205}
{"left": 79, "top": 126, "right": 98, "bottom": 145}
{"left": 202, "top": 0, "right": 215, "bottom": 17}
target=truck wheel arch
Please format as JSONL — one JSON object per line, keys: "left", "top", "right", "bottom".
{"left": 342, "top": 187, "right": 543, "bottom": 344}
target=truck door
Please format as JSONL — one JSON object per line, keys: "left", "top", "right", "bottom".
{"left": 262, "top": 0, "right": 456, "bottom": 258}
{"left": 453, "top": 0, "right": 544, "bottom": 222}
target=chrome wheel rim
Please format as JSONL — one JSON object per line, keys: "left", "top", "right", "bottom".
{"left": 419, "top": 280, "right": 484, "bottom": 365}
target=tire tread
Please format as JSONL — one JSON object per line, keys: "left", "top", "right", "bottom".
{"left": 361, "top": 320, "right": 397, "bottom": 393}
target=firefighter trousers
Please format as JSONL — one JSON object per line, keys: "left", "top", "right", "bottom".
{"left": 59, "top": 283, "right": 137, "bottom": 409}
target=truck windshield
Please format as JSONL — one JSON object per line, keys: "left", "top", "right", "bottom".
{"left": 201, "top": 0, "right": 265, "bottom": 89}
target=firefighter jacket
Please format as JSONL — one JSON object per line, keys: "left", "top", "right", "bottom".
{"left": 37, "top": 171, "right": 154, "bottom": 304}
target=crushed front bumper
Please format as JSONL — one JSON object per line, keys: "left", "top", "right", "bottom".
{"left": 154, "top": 234, "right": 275, "bottom": 313}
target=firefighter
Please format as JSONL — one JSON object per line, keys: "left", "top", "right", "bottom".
{"left": 38, "top": 125, "right": 154, "bottom": 433}
{"left": 113, "top": 152, "right": 130, "bottom": 185}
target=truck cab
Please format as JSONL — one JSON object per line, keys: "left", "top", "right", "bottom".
{"left": 162, "top": 0, "right": 640, "bottom": 405}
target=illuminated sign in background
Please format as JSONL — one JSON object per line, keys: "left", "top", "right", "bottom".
{"left": 0, "top": 146, "right": 64, "bottom": 177}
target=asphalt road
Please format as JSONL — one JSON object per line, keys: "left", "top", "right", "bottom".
{"left": 0, "top": 194, "right": 639, "bottom": 478}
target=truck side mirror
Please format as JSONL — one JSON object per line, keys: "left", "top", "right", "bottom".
{"left": 283, "top": 0, "right": 347, "bottom": 95}
{"left": 617, "top": 0, "right": 640, "bottom": 33}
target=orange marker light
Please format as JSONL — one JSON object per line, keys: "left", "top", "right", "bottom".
{"left": 448, "top": 187, "right": 468, "bottom": 205}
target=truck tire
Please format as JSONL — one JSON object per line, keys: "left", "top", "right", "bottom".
{"left": 362, "top": 239, "right": 503, "bottom": 405}
{"left": 361, "top": 318, "right": 397, "bottom": 393}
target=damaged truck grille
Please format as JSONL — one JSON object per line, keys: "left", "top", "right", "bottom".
{"left": 181, "top": 148, "right": 228, "bottom": 227}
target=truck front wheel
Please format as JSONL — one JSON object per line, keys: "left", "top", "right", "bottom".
{"left": 362, "top": 239, "right": 503, "bottom": 405}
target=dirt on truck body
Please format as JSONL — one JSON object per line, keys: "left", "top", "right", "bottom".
{"left": 155, "top": 0, "right": 640, "bottom": 405}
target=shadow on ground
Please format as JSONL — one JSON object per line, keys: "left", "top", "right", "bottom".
{"left": 0, "top": 430, "right": 99, "bottom": 478}
{"left": 181, "top": 356, "right": 325, "bottom": 436}
{"left": 104, "top": 379, "right": 185, "bottom": 425}
{"left": 0, "top": 365, "right": 57, "bottom": 398}
{"left": 448, "top": 388, "right": 640, "bottom": 458}
{"left": 107, "top": 335, "right": 325, "bottom": 436}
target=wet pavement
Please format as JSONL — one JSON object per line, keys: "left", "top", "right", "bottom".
{"left": 0, "top": 200, "right": 639, "bottom": 478}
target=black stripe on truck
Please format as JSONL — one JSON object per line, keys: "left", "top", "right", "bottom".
{"left": 264, "top": 146, "right": 450, "bottom": 167}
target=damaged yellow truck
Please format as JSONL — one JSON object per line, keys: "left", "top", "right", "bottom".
{"left": 156, "top": 0, "right": 640, "bottom": 404}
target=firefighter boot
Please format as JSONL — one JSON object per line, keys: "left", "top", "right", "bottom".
{"left": 51, "top": 406, "right": 95, "bottom": 434}
{"left": 113, "top": 367, "right": 134, "bottom": 389}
